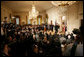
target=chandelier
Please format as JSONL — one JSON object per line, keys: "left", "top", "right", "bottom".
{"left": 29, "top": 1, "right": 39, "bottom": 19}
{"left": 51, "top": 1, "right": 76, "bottom": 6}
{"left": 51, "top": 1, "right": 76, "bottom": 15}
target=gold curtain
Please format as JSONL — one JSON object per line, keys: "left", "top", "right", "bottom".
{"left": 26, "top": 16, "right": 27, "bottom": 24}
{"left": 37, "top": 17, "right": 38, "bottom": 25}
{"left": 40, "top": 17, "right": 42, "bottom": 25}
{"left": 46, "top": 14, "right": 48, "bottom": 24}
{"left": 30, "top": 19, "right": 33, "bottom": 24}
{"left": 37, "top": 15, "right": 42, "bottom": 25}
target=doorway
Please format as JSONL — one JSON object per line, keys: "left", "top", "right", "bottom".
{"left": 14, "top": 16, "right": 21, "bottom": 25}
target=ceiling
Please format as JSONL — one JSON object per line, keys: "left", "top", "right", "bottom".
{"left": 1, "top": 1, "right": 81, "bottom": 13}
{"left": 1, "top": 1, "right": 55, "bottom": 13}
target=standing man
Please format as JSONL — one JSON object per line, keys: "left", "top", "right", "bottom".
{"left": 3, "top": 17, "right": 8, "bottom": 39}
{"left": 55, "top": 21, "right": 60, "bottom": 33}
{"left": 50, "top": 20, "right": 53, "bottom": 31}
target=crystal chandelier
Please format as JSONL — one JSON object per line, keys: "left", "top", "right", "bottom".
{"left": 29, "top": 1, "right": 39, "bottom": 19}
{"left": 51, "top": 1, "right": 76, "bottom": 6}
{"left": 51, "top": 1, "right": 76, "bottom": 15}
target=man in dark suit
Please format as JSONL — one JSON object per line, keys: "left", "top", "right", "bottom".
{"left": 55, "top": 24, "right": 59, "bottom": 33}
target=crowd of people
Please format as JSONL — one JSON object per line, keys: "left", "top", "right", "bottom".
{"left": 0, "top": 21, "right": 83, "bottom": 56}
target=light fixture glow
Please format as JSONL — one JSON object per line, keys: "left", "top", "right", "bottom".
{"left": 51, "top": 1, "right": 76, "bottom": 6}
{"left": 51, "top": 1, "right": 76, "bottom": 14}
{"left": 62, "top": 16, "right": 66, "bottom": 20}
{"left": 29, "top": 1, "right": 39, "bottom": 19}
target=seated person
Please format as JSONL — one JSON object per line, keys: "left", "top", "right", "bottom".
{"left": 0, "top": 44, "right": 10, "bottom": 56}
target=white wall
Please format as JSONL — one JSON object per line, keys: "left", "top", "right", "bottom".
{"left": 46, "top": 1, "right": 83, "bottom": 33}
{"left": 46, "top": 7, "right": 63, "bottom": 25}
{"left": 67, "top": 1, "right": 83, "bottom": 33}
